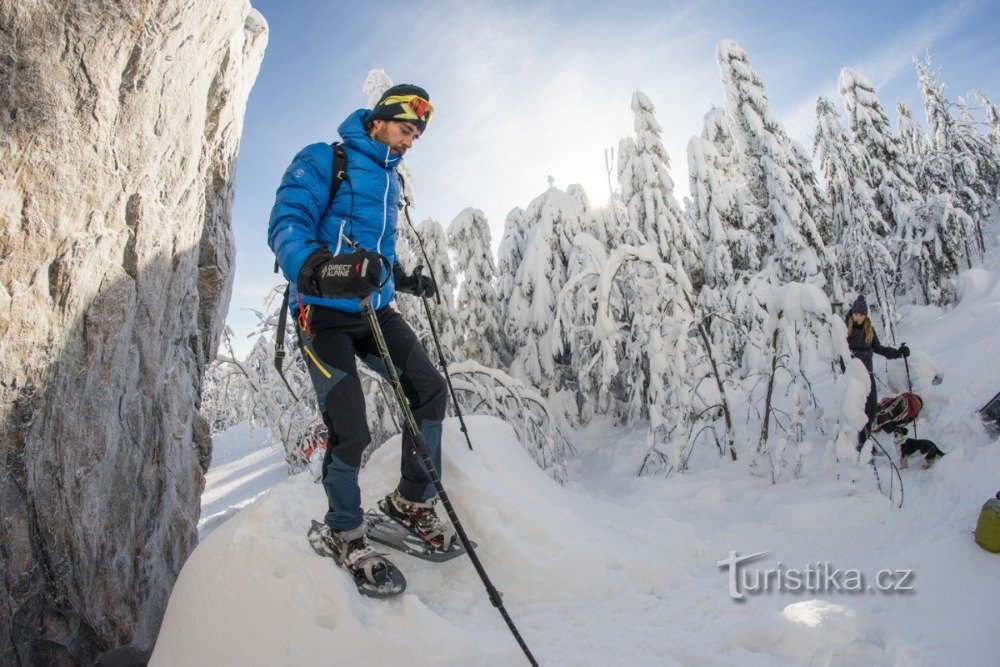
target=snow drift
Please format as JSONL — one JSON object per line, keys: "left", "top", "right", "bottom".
{"left": 155, "top": 400, "right": 999, "bottom": 665}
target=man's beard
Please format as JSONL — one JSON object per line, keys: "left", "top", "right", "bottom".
{"left": 371, "top": 124, "right": 403, "bottom": 154}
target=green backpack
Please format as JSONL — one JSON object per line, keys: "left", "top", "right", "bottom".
{"left": 975, "top": 493, "right": 1000, "bottom": 553}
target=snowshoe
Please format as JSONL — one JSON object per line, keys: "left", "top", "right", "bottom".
{"left": 363, "top": 493, "right": 473, "bottom": 563}
{"left": 308, "top": 520, "right": 406, "bottom": 598}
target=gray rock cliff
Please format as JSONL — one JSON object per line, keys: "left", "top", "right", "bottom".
{"left": 0, "top": 1, "right": 266, "bottom": 662}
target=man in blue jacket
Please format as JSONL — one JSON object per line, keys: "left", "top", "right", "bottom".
{"left": 268, "top": 85, "right": 453, "bottom": 583}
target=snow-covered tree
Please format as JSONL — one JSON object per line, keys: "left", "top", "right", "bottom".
{"left": 201, "top": 337, "right": 250, "bottom": 433}
{"left": 496, "top": 207, "right": 528, "bottom": 366}
{"left": 814, "top": 96, "right": 898, "bottom": 340}
{"left": 613, "top": 138, "right": 651, "bottom": 247}
{"left": 684, "top": 111, "right": 760, "bottom": 456}
{"left": 827, "top": 358, "right": 874, "bottom": 490}
{"left": 716, "top": 39, "right": 838, "bottom": 296}
{"left": 838, "top": 68, "right": 919, "bottom": 239}
{"left": 896, "top": 102, "right": 931, "bottom": 163}
{"left": 692, "top": 107, "right": 758, "bottom": 270}
{"left": 688, "top": 108, "right": 762, "bottom": 369}
{"left": 506, "top": 184, "right": 585, "bottom": 394}
{"left": 448, "top": 360, "right": 572, "bottom": 483}
{"left": 554, "top": 234, "right": 732, "bottom": 471}
{"left": 619, "top": 91, "right": 702, "bottom": 287}
{"left": 363, "top": 69, "right": 394, "bottom": 108}
{"left": 902, "top": 189, "right": 970, "bottom": 305}
{"left": 562, "top": 184, "right": 599, "bottom": 250}
{"left": 551, "top": 232, "right": 606, "bottom": 425}
{"left": 977, "top": 91, "right": 1000, "bottom": 147}
{"left": 915, "top": 55, "right": 985, "bottom": 263}
{"left": 404, "top": 217, "right": 462, "bottom": 366}
{"left": 448, "top": 208, "right": 503, "bottom": 368}
{"left": 590, "top": 195, "right": 630, "bottom": 249}
{"left": 953, "top": 97, "right": 1000, "bottom": 239}
{"left": 208, "top": 295, "right": 322, "bottom": 473}
{"left": 497, "top": 208, "right": 527, "bottom": 302}
{"left": 749, "top": 283, "right": 850, "bottom": 482}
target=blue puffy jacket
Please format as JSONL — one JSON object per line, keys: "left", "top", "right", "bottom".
{"left": 268, "top": 108, "right": 403, "bottom": 313}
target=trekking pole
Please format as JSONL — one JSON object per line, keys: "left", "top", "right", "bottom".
{"left": 414, "top": 268, "right": 473, "bottom": 451}
{"left": 397, "top": 200, "right": 475, "bottom": 451}
{"left": 902, "top": 343, "right": 917, "bottom": 439}
{"left": 360, "top": 297, "right": 538, "bottom": 667}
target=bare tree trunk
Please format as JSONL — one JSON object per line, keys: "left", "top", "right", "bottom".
{"left": 756, "top": 312, "right": 782, "bottom": 484}
{"left": 682, "top": 291, "right": 737, "bottom": 460}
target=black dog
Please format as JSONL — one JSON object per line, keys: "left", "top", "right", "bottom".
{"left": 893, "top": 427, "right": 946, "bottom": 469}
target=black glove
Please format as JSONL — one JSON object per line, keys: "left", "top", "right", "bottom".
{"left": 393, "top": 263, "right": 437, "bottom": 298}
{"left": 297, "top": 248, "right": 382, "bottom": 299}
{"left": 899, "top": 343, "right": 910, "bottom": 358}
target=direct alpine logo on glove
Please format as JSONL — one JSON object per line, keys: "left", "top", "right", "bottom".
{"left": 318, "top": 257, "right": 368, "bottom": 281}
{"left": 299, "top": 248, "right": 387, "bottom": 299}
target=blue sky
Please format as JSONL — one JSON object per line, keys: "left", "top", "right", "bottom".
{"left": 228, "top": 0, "right": 1000, "bottom": 354}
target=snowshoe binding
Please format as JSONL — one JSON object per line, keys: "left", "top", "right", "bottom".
{"left": 308, "top": 520, "right": 406, "bottom": 598}
{"left": 364, "top": 491, "right": 472, "bottom": 563}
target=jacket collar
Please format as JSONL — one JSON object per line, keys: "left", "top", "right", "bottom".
{"left": 339, "top": 109, "right": 402, "bottom": 169}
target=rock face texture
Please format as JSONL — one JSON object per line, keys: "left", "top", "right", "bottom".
{"left": 0, "top": 1, "right": 266, "bottom": 662}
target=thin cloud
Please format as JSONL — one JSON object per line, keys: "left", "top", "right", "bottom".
{"left": 397, "top": 0, "right": 729, "bottom": 246}
{"left": 783, "top": 0, "right": 988, "bottom": 142}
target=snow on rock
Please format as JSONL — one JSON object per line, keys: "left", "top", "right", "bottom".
{"left": 0, "top": 2, "right": 266, "bottom": 662}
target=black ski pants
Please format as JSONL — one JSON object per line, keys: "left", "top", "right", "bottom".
{"left": 297, "top": 304, "right": 447, "bottom": 532}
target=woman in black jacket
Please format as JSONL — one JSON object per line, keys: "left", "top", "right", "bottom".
{"left": 845, "top": 294, "right": 909, "bottom": 446}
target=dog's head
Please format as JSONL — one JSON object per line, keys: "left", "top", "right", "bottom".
{"left": 893, "top": 427, "right": 909, "bottom": 444}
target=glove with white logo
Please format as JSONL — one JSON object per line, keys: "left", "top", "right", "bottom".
{"left": 298, "top": 248, "right": 382, "bottom": 299}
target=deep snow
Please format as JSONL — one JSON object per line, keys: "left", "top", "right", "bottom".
{"left": 152, "top": 263, "right": 1000, "bottom": 666}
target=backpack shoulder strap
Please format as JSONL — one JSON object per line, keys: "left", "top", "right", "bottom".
{"left": 330, "top": 141, "right": 348, "bottom": 205}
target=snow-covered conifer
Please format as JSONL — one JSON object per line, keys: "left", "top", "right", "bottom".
{"left": 814, "top": 96, "right": 898, "bottom": 339}
{"left": 838, "top": 68, "right": 919, "bottom": 239}
{"left": 496, "top": 207, "right": 528, "bottom": 366}
{"left": 915, "top": 55, "right": 985, "bottom": 262}
{"left": 686, "top": 130, "right": 753, "bottom": 446}
{"left": 716, "top": 40, "right": 838, "bottom": 294}
{"left": 448, "top": 208, "right": 503, "bottom": 368}
{"left": 953, "top": 98, "right": 1000, "bottom": 237}
{"left": 552, "top": 232, "right": 607, "bottom": 425}
{"left": 407, "top": 217, "right": 462, "bottom": 365}
{"left": 896, "top": 102, "right": 931, "bottom": 162}
{"left": 978, "top": 91, "right": 1000, "bottom": 146}
{"left": 614, "top": 137, "right": 649, "bottom": 248}
{"left": 506, "top": 185, "right": 585, "bottom": 394}
{"left": 619, "top": 91, "right": 702, "bottom": 287}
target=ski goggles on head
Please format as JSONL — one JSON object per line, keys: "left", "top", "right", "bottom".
{"left": 377, "top": 94, "right": 435, "bottom": 124}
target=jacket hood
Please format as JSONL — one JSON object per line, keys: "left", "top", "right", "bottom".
{"left": 339, "top": 108, "right": 403, "bottom": 169}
